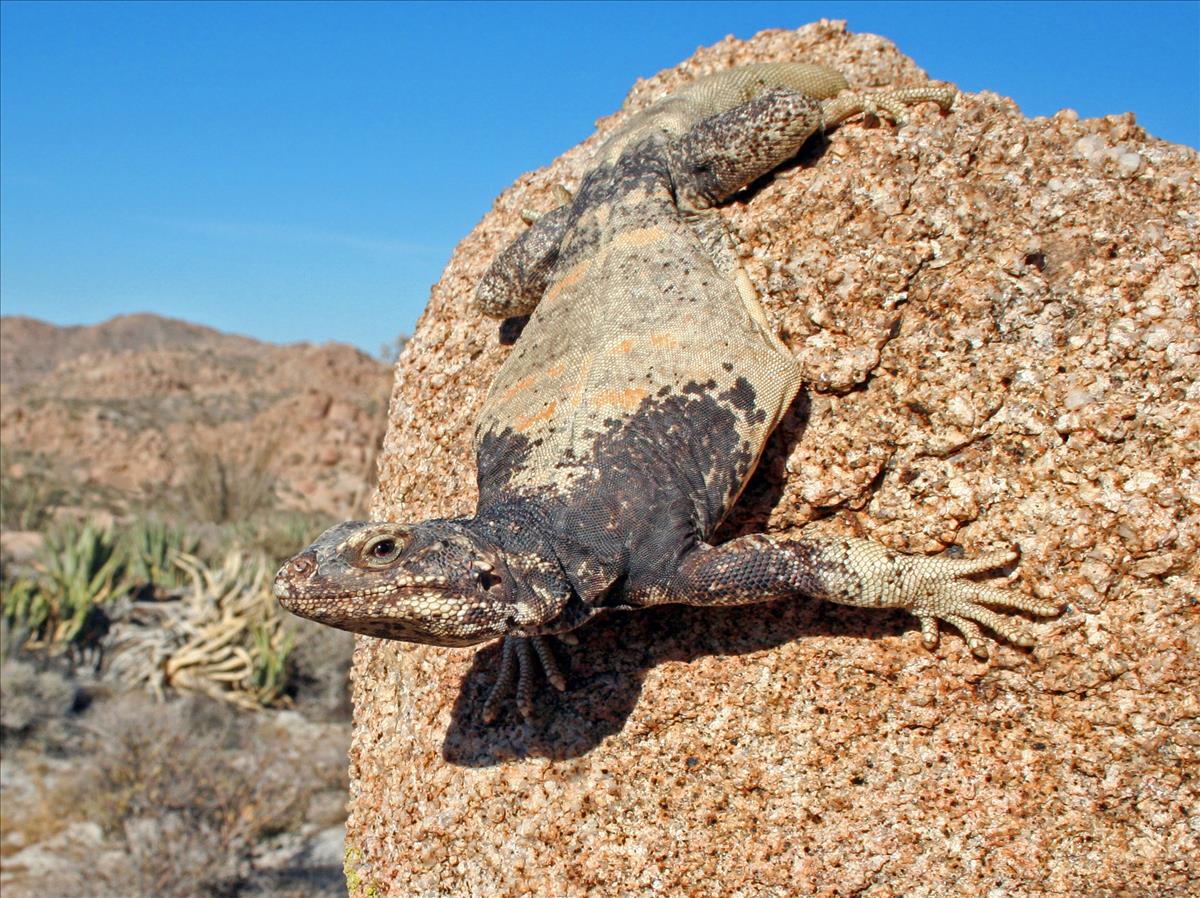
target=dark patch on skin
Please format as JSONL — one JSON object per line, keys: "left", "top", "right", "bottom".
{"left": 573, "top": 136, "right": 676, "bottom": 214}
{"left": 719, "top": 376, "right": 755, "bottom": 412}
{"left": 681, "top": 379, "right": 719, "bottom": 396}
{"left": 552, "top": 138, "right": 682, "bottom": 272}
{"left": 476, "top": 384, "right": 756, "bottom": 611}
{"left": 475, "top": 427, "right": 535, "bottom": 499}
{"left": 718, "top": 376, "right": 768, "bottom": 425}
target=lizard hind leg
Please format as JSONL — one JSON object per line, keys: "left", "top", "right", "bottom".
{"left": 821, "top": 84, "right": 956, "bottom": 128}
{"left": 668, "top": 87, "right": 825, "bottom": 212}
{"left": 520, "top": 183, "right": 575, "bottom": 225}
{"left": 673, "top": 62, "right": 850, "bottom": 114}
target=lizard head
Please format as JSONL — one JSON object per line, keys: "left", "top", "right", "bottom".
{"left": 274, "top": 519, "right": 521, "bottom": 646}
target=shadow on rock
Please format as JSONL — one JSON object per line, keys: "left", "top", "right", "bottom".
{"left": 441, "top": 593, "right": 912, "bottom": 766}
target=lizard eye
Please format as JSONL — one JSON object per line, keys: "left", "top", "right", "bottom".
{"left": 364, "top": 537, "right": 401, "bottom": 564}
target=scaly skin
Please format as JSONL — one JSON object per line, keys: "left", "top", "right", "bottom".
{"left": 275, "top": 63, "right": 1060, "bottom": 722}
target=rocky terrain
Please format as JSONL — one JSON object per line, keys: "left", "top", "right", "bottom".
{"left": 1, "top": 312, "right": 392, "bottom": 527}
{"left": 343, "top": 21, "right": 1198, "bottom": 898}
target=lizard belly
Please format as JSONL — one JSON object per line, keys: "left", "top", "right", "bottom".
{"left": 475, "top": 225, "right": 802, "bottom": 528}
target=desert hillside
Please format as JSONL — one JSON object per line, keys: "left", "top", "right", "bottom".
{"left": 1, "top": 312, "right": 393, "bottom": 525}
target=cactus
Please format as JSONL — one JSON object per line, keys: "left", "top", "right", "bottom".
{"left": 109, "top": 549, "right": 295, "bottom": 708}
{"left": 2, "top": 521, "right": 129, "bottom": 648}
{"left": 40, "top": 520, "right": 128, "bottom": 644}
{"left": 2, "top": 577, "right": 47, "bottom": 638}
{"left": 123, "top": 517, "right": 198, "bottom": 592}
{"left": 3, "top": 514, "right": 298, "bottom": 708}
{"left": 250, "top": 619, "right": 295, "bottom": 706}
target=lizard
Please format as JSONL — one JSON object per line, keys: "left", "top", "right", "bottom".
{"left": 275, "top": 62, "right": 1062, "bottom": 723}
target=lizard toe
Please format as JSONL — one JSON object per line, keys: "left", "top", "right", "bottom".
{"left": 941, "top": 613, "right": 991, "bottom": 659}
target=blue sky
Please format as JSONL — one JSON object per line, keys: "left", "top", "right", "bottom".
{"left": 2, "top": 1, "right": 1197, "bottom": 357}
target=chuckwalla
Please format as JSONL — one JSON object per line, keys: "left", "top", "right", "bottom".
{"left": 276, "top": 63, "right": 1061, "bottom": 722}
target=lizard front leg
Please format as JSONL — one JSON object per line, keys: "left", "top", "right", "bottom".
{"left": 642, "top": 535, "right": 1061, "bottom": 657}
{"left": 482, "top": 634, "right": 569, "bottom": 724}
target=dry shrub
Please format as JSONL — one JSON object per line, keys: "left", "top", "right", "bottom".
{"left": 222, "top": 508, "right": 334, "bottom": 569}
{"left": 0, "top": 654, "right": 78, "bottom": 750}
{"left": 178, "top": 431, "right": 280, "bottom": 525}
{"left": 0, "top": 448, "right": 71, "bottom": 531}
{"left": 1, "top": 680, "right": 349, "bottom": 898}
{"left": 79, "top": 693, "right": 309, "bottom": 898}
{"left": 284, "top": 619, "right": 354, "bottom": 722}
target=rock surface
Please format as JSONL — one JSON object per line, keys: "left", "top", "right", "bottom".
{"left": 350, "top": 22, "right": 1198, "bottom": 897}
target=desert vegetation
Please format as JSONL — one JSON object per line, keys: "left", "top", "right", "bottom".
{"left": 0, "top": 314, "right": 389, "bottom": 897}
{"left": 1, "top": 453, "right": 356, "bottom": 897}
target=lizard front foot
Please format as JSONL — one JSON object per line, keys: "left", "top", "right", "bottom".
{"left": 482, "top": 635, "right": 570, "bottom": 724}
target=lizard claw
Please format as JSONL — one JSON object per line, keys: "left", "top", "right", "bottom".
{"left": 821, "top": 85, "right": 955, "bottom": 130}
{"left": 481, "top": 635, "right": 569, "bottom": 724}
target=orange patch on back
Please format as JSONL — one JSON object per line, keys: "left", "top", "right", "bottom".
{"left": 614, "top": 226, "right": 667, "bottom": 247}
{"left": 649, "top": 333, "right": 680, "bottom": 349}
{"left": 592, "top": 387, "right": 650, "bottom": 410}
{"left": 499, "top": 373, "right": 540, "bottom": 403}
{"left": 515, "top": 401, "right": 558, "bottom": 432}
{"left": 543, "top": 258, "right": 592, "bottom": 305}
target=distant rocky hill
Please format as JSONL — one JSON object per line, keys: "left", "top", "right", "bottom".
{"left": 1, "top": 313, "right": 393, "bottom": 522}
{"left": 0, "top": 313, "right": 265, "bottom": 391}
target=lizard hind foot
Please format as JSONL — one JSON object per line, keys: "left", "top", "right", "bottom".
{"left": 520, "top": 183, "right": 575, "bottom": 225}
{"left": 481, "top": 635, "right": 568, "bottom": 724}
{"left": 904, "top": 548, "right": 1063, "bottom": 659}
{"left": 821, "top": 84, "right": 956, "bottom": 129}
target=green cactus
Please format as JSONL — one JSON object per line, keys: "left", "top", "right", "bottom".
{"left": 3, "top": 521, "right": 130, "bottom": 648}
{"left": 38, "top": 520, "right": 129, "bottom": 644}
{"left": 250, "top": 619, "right": 295, "bottom": 706}
{"left": 123, "top": 517, "right": 198, "bottom": 592}
{"left": 2, "top": 577, "right": 47, "bottom": 638}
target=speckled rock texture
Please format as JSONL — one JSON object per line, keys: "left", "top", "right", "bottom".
{"left": 348, "top": 22, "right": 1198, "bottom": 898}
